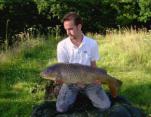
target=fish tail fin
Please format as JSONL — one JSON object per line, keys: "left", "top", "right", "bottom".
{"left": 108, "top": 76, "right": 122, "bottom": 98}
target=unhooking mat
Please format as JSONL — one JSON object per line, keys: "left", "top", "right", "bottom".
{"left": 31, "top": 93, "right": 146, "bottom": 117}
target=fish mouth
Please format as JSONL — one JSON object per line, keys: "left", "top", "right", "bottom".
{"left": 40, "top": 72, "right": 56, "bottom": 81}
{"left": 40, "top": 72, "right": 47, "bottom": 78}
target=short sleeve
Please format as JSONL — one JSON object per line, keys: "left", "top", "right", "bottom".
{"left": 90, "top": 41, "right": 100, "bottom": 61}
{"left": 57, "top": 42, "right": 68, "bottom": 63}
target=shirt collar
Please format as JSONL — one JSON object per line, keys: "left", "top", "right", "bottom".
{"left": 68, "top": 35, "right": 86, "bottom": 48}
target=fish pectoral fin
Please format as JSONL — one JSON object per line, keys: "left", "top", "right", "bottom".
{"left": 55, "top": 79, "right": 64, "bottom": 84}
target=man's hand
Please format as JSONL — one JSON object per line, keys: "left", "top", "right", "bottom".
{"left": 76, "top": 81, "right": 86, "bottom": 88}
{"left": 93, "top": 80, "right": 101, "bottom": 85}
{"left": 55, "top": 79, "right": 64, "bottom": 84}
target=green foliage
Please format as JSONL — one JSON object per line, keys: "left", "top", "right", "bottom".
{"left": 0, "top": 0, "right": 38, "bottom": 47}
{"left": 1, "top": 0, "right": 151, "bottom": 48}
{"left": 111, "top": 0, "right": 139, "bottom": 25}
{"left": 138, "top": 0, "right": 151, "bottom": 22}
{"left": 0, "top": 0, "right": 4, "bottom": 9}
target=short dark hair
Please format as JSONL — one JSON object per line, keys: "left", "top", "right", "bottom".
{"left": 62, "top": 12, "right": 83, "bottom": 26}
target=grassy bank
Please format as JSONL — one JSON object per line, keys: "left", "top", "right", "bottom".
{"left": 0, "top": 29, "right": 151, "bottom": 116}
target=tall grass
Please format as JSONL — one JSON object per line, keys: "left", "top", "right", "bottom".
{"left": 0, "top": 28, "right": 151, "bottom": 116}
{"left": 94, "top": 28, "right": 151, "bottom": 114}
{"left": 102, "top": 28, "right": 150, "bottom": 68}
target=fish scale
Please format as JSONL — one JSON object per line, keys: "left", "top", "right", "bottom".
{"left": 41, "top": 63, "right": 122, "bottom": 97}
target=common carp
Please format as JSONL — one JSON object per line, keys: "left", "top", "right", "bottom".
{"left": 40, "top": 63, "right": 122, "bottom": 97}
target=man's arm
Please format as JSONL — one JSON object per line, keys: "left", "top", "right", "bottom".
{"left": 57, "top": 43, "right": 68, "bottom": 63}
{"left": 90, "top": 61, "right": 97, "bottom": 68}
{"left": 91, "top": 61, "right": 102, "bottom": 85}
{"left": 90, "top": 40, "right": 99, "bottom": 68}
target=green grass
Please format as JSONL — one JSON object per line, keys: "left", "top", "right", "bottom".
{"left": 0, "top": 36, "right": 58, "bottom": 116}
{"left": 0, "top": 29, "right": 151, "bottom": 116}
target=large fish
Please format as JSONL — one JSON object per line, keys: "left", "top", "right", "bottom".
{"left": 40, "top": 63, "right": 122, "bottom": 97}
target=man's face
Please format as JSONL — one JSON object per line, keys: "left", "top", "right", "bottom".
{"left": 64, "top": 20, "right": 81, "bottom": 39}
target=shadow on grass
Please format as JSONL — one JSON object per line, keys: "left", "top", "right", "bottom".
{"left": 0, "top": 65, "right": 47, "bottom": 100}
{"left": 0, "top": 100, "right": 35, "bottom": 117}
{"left": 122, "top": 83, "right": 151, "bottom": 114}
{"left": 0, "top": 67, "right": 41, "bottom": 85}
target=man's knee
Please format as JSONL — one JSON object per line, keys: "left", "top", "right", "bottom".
{"left": 56, "top": 84, "right": 78, "bottom": 112}
{"left": 56, "top": 103, "right": 68, "bottom": 112}
{"left": 95, "top": 98, "right": 111, "bottom": 111}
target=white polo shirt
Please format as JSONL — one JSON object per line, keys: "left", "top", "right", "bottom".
{"left": 57, "top": 36, "right": 99, "bottom": 66}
